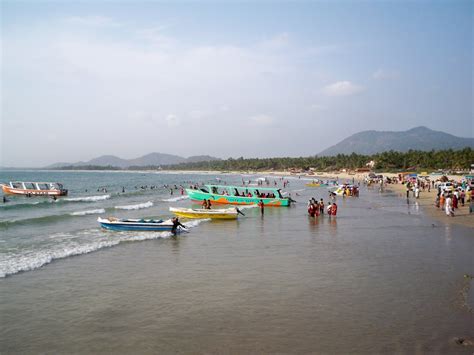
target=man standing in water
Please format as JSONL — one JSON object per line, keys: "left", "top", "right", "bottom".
{"left": 171, "top": 217, "right": 186, "bottom": 235}
{"left": 258, "top": 199, "right": 264, "bottom": 216}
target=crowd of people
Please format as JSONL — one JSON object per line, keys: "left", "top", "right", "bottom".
{"left": 435, "top": 187, "right": 472, "bottom": 217}
{"left": 307, "top": 198, "right": 338, "bottom": 217}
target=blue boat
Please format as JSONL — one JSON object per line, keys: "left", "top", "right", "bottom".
{"left": 98, "top": 217, "right": 177, "bottom": 232}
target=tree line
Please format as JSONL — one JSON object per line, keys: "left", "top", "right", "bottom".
{"left": 53, "top": 148, "right": 473, "bottom": 173}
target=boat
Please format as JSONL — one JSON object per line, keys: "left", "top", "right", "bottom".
{"left": 305, "top": 180, "right": 328, "bottom": 187}
{"left": 169, "top": 207, "right": 241, "bottom": 219}
{"left": 98, "top": 217, "right": 180, "bottom": 231}
{"left": 1, "top": 181, "right": 68, "bottom": 196}
{"left": 185, "top": 185, "right": 291, "bottom": 207}
{"left": 330, "top": 184, "right": 359, "bottom": 197}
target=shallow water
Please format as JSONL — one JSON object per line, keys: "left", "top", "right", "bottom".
{"left": 1, "top": 171, "right": 473, "bottom": 353}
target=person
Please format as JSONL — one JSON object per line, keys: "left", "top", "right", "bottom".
{"left": 331, "top": 202, "right": 338, "bottom": 216}
{"left": 206, "top": 199, "right": 212, "bottom": 209}
{"left": 415, "top": 186, "right": 420, "bottom": 199}
{"left": 453, "top": 193, "right": 458, "bottom": 209}
{"left": 445, "top": 195, "right": 454, "bottom": 217}
{"left": 258, "top": 199, "right": 264, "bottom": 215}
{"left": 201, "top": 199, "right": 208, "bottom": 209}
{"left": 460, "top": 190, "right": 465, "bottom": 206}
{"left": 2, "top": 196, "right": 7, "bottom": 203}
{"left": 440, "top": 193, "right": 445, "bottom": 210}
{"left": 122, "top": 187, "right": 125, "bottom": 193}
{"left": 171, "top": 217, "right": 186, "bottom": 235}
{"left": 435, "top": 194, "right": 440, "bottom": 208}
{"left": 406, "top": 183, "right": 410, "bottom": 199}
{"left": 327, "top": 202, "right": 332, "bottom": 215}
{"left": 308, "top": 202, "right": 316, "bottom": 217}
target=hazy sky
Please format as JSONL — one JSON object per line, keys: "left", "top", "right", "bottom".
{"left": 1, "top": 0, "right": 472, "bottom": 167}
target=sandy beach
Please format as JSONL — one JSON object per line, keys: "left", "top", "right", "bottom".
{"left": 221, "top": 170, "right": 474, "bottom": 229}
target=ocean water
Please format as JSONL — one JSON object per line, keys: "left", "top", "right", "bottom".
{"left": 0, "top": 170, "right": 473, "bottom": 353}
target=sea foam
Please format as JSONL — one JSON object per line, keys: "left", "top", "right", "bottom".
{"left": 69, "top": 209, "right": 106, "bottom": 216}
{"left": 161, "top": 195, "right": 189, "bottom": 202}
{"left": 114, "top": 201, "right": 153, "bottom": 210}
{"left": 63, "top": 195, "right": 111, "bottom": 202}
{"left": 0, "top": 219, "right": 210, "bottom": 278}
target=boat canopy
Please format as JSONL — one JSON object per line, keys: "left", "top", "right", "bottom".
{"left": 9, "top": 181, "right": 64, "bottom": 190}
{"left": 203, "top": 184, "right": 284, "bottom": 198}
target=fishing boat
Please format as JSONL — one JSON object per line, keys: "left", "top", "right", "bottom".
{"left": 1, "top": 181, "right": 68, "bottom": 196}
{"left": 185, "top": 185, "right": 291, "bottom": 206}
{"left": 169, "top": 207, "right": 242, "bottom": 219}
{"left": 98, "top": 217, "right": 180, "bottom": 232}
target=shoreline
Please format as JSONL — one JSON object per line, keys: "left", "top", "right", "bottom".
{"left": 386, "top": 182, "right": 474, "bottom": 229}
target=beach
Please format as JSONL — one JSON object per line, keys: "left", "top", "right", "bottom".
{"left": 1, "top": 170, "right": 473, "bottom": 353}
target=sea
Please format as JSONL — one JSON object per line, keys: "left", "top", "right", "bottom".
{"left": 0, "top": 170, "right": 473, "bottom": 354}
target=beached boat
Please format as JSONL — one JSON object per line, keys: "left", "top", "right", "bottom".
{"left": 98, "top": 217, "right": 179, "bottom": 231}
{"left": 185, "top": 185, "right": 291, "bottom": 207}
{"left": 169, "top": 207, "right": 240, "bottom": 219}
{"left": 1, "top": 181, "right": 68, "bottom": 196}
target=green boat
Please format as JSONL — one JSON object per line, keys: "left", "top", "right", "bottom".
{"left": 186, "top": 185, "right": 291, "bottom": 207}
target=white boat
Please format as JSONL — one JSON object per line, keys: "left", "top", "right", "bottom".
{"left": 1, "top": 181, "right": 68, "bottom": 196}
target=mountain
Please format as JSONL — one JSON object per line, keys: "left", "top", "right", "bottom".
{"left": 318, "top": 126, "right": 474, "bottom": 156}
{"left": 45, "top": 153, "right": 220, "bottom": 169}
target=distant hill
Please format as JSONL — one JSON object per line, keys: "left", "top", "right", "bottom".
{"left": 45, "top": 153, "right": 220, "bottom": 169}
{"left": 318, "top": 126, "right": 474, "bottom": 156}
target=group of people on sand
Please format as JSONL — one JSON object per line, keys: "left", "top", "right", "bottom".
{"left": 307, "top": 198, "right": 337, "bottom": 217}
{"left": 436, "top": 188, "right": 472, "bottom": 217}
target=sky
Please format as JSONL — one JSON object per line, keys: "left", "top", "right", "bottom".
{"left": 1, "top": 0, "right": 473, "bottom": 167}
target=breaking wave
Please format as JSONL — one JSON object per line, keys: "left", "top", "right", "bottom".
{"left": 161, "top": 195, "right": 189, "bottom": 202}
{"left": 69, "top": 209, "right": 106, "bottom": 216}
{"left": 114, "top": 201, "right": 153, "bottom": 210}
{"left": 0, "top": 218, "right": 210, "bottom": 278}
{"left": 63, "top": 195, "right": 111, "bottom": 202}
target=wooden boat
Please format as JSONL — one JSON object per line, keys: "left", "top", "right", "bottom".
{"left": 98, "top": 217, "right": 179, "bottom": 232}
{"left": 185, "top": 185, "right": 291, "bottom": 207}
{"left": 1, "top": 181, "right": 68, "bottom": 196}
{"left": 169, "top": 207, "right": 241, "bottom": 219}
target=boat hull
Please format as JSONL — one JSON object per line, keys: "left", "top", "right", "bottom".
{"left": 186, "top": 189, "right": 289, "bottom": 207}
{"left": 98, "top": 218, "right": 174, "bottom": 232}
{"left": 1, "top": 184, "right": 67, "bottom": 196}
{"left": 170, "top": 207, "right": 238, "bottom": 219}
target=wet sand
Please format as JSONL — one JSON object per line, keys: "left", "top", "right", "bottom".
{"left": 387, "top": 183, "right": 474, "bottom": 229}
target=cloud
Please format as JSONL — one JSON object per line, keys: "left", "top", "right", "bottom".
{"left": 261, "top": 33, "right": 290, "bottom": 49}
{"left": 310, "top": 104, "right": 326, "bottom": 111}
{"left": 323, "top": 81, "right": 364, "bottom": 96}
{"left": 165, "top": 114, "right": 180, "bottom": 127}
{"left": 249, "top": 114, "right": 275, "bottom": 126}
{"left": 63, "top": 15, "right": 120, "bottom": 27}
{"left": 372, "top": 69, "right": 399, "bottom": 80}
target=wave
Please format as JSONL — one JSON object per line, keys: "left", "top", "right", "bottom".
{"left": 238, "top": 204, "right": 259, "bottom": 210}
{"left": 0, "top": 219, "right": 209, "bottom": 278}
{"left": 114, "top": 201, "right": 153, "bottom": 210}
{"left": 69, "top": 209, "right": 105, "bottom": 216}
{"left": 0, "top": 200, "right": 56, "bottom": 210}
{"left": 161, "top": 195, "right": 189, "bottom": 202}
{"left": 0, "top": 208, "right": 108, "bottom": 228}
{"left": 63, "top": 195, "right": 111, "bottom": 202}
